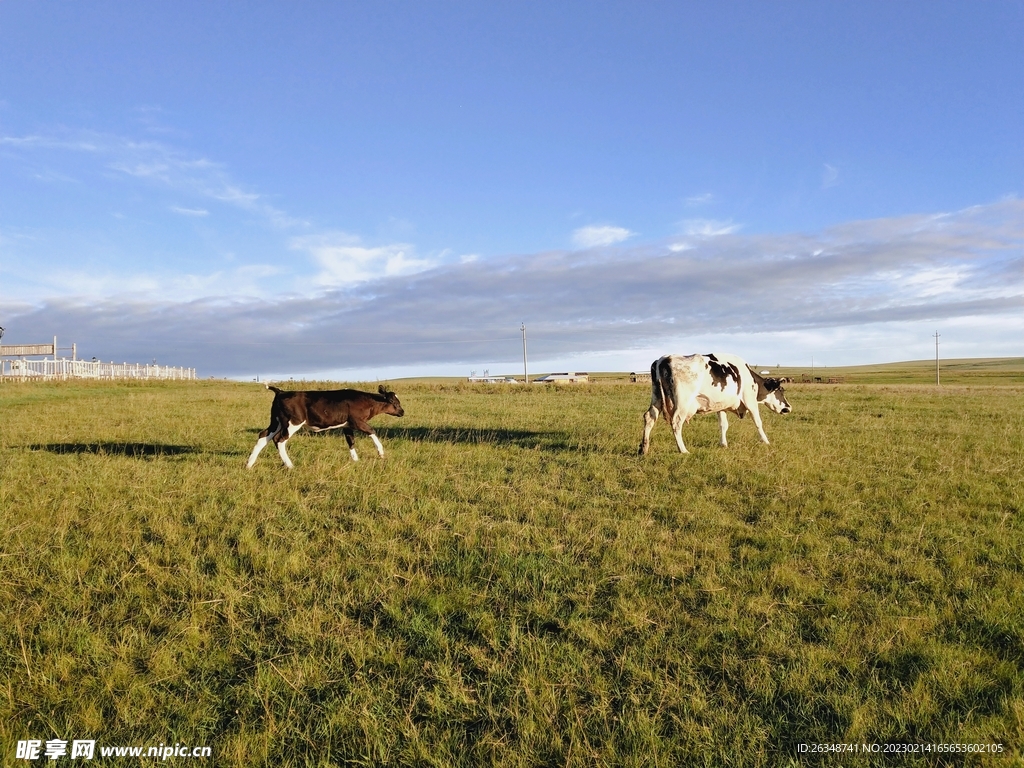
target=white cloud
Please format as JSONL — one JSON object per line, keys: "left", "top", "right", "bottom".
{"left": 291, "top": 233, "right": 436, "bottom": 286}
{"left": 685, "top": 192, "right": 715, "bottom": 206}
{"left": 823, "top": 163, "right": 840, "bottom": 188}
{"left": 170, "top": 206, "right": 209, "bottom": 217}
{"left": 572, "top": 225, "right": 634, "bottom": 248}
{"left": 682, "top": 218, "right": 740, "bottom": 236}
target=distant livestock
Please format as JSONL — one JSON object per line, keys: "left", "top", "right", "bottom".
{"left": 638, "top": 353, "right": 791, "bottom": 455}
{"left": 247, "top": 385, "right": 404, "bottom": 469}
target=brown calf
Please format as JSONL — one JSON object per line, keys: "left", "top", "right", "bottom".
{"left": 246, "top": 384, "right": 404, "bottom": 469}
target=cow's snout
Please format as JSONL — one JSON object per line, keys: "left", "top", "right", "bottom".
{"left": 781, "top": 407, "right": 791, "bottom": 414}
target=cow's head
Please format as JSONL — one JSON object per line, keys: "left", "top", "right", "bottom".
{"left": 378, "top": 385, "right": 405, "bottom": 417}
{"left": 761, "top": 377, "right": 791, "bottom": 414}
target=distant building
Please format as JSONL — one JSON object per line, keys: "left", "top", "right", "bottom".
{"left": 630, "top": 371, "right": 651, "bottom": 383}
{"left": 533, "top": 371, "right": 589, "bottom": 384}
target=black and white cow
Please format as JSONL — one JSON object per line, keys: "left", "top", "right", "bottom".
{"left": 247, "top": 384, "right": 404, "bottom": 469}
{"left": 638, "top": 353, "right": 791, "bottom": 455}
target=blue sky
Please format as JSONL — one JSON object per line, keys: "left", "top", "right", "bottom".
{"left": 1, "top": 1, "right": 1021, "bottom": 379}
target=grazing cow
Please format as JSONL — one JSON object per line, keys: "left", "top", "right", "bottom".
{"left": 247, "top": 384, "right": 404, "bottom": 469}
{"left": 638, "top": 353, "right": 791, "bottom": 455}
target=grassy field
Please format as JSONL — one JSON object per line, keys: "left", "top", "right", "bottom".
{"left": 1, "top": 369, "right": 1022, "bottom": 766}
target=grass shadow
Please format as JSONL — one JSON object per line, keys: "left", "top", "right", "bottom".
{"left": 29, "top": 442, "right": 202, "bottom": 458}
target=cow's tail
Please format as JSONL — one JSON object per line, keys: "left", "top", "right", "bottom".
{"left": 654, "top": 357, "right": 675, "bottom": 426}
{"left": 266, "top": 384, "right": 283, "bottom": 395}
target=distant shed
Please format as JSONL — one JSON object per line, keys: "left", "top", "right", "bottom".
{"left": 630, "top": 371, "right": 651, "bottom": 383}
{"left": 533, "top": 372, "right": 589, "bottom": 384}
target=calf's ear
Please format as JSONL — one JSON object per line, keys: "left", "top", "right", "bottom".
{"left": 379, "top": 384, "right": 387, "bottom": 395}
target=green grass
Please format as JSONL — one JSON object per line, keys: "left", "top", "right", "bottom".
{"left": 1, "top": 376, "right": 1022, "bottom": 766}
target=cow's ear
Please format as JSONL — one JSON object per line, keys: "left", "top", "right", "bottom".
{"left": 379, "top": 384, "right": 387, "bottom": 395}
{"left": 765, "top": 378, "right": 780, "bottom": 391}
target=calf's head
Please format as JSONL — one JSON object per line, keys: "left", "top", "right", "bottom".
{"left": 761, "top": 378, "right": 792, "bottom": 414}
{"left": 378, "top": 385, "right": 405, "bottom": 417}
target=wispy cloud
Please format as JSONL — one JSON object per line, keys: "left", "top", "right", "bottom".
{"left": 2, "top": 128, "right": 304, "bottom": 228}
{"left": 681, "top": 218, "right": 740, "bottom": 236}
{"left": 823, "top": 163, "right": 840, "bottom": 189}
{"left": 5, "top": 200, "right": 1020, "bottom": 376}
{"left": 170, "top": 206, "right": 209, "bottom": 217}
{"left": 685, "top": 192, "right": 715, "bottom": 206}
{"left": 0, "top": 263, "right": 286, "bottom": 305}
{"left": 572, "top": 225, "right": 634, "bottom": 248}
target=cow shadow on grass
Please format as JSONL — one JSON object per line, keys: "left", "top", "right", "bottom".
{"left": 29, "top": 442, "right": 209, "bottom": 459}
{"left": 372, "top": 425, "right": 592, "bottom": 453}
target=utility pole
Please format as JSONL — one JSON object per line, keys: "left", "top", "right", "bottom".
{"left": 521, "top": 323, "right": 529, "bottom": 384}
{"left": 934, "top": 331, "right": 940, "bottom": 386}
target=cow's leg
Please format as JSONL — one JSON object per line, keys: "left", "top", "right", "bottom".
{"left": 275, "top": 421, "right": 305, "bottom": 469}
{"left": 246, "top": 420, "right": 281, "bottom": 468}
{"left": 343, "top": 427, "right": 359, "bottom": 461}
{"left": 746, "top": 402, "right": 771, "bottom": 444}
{"left": 718, "top": 412, "right": 730, "bottom": 447}
{"left": 670, "top": 411, "right": 689, "bottom": 454}
{"left": 350, "top": 418, "right": 385, "bottom": 457}
{"left": 671, "top": 404, "right": 700, "bottom": 454}
{"left": 638, "top": 405, "right": 659, "bottom": 455}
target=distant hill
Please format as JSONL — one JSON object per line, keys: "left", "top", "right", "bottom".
{"left": 370, "top": 358, "right": 1024, "bottom": 387}
{"left": 583, "top": 358, "right": 1023, "bottom": 386}
{"left": 767, "top": 357, "right": 1024, "bottom": 385}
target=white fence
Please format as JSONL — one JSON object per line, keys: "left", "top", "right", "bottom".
{"left": 1, "top": 358, "right": 196, "bottom": 381}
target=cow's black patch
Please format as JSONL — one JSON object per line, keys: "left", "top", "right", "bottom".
{"left": 747, "top": 367, "right": 788, "bottom": 405}
{"left": 656, "top": 357, "right": 677, "bottom": 423}
{"left": 706, "top": 355, "right": 740, "bottom": 391}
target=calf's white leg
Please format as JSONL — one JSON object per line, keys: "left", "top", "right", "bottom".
{"left": 276, "top": 421, "right": 305, "bottom": 469}
{"left": 277, "top": 440, "right": 295, "bottom": 469}
{"left": 246, "top": 425, "right": 280, "bottom": 468}
{"left": 370, "top": 433, "right": 385, "bottom": 457}
{"left": 718, "top": 412, "right": 730, "bottom": 447}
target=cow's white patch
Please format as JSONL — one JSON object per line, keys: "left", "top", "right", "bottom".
{"left": 370, "top": 434, "right": 384, "bottom": 457}
{"left": 349, "top": 448, "right": 359, "bottom": 462}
